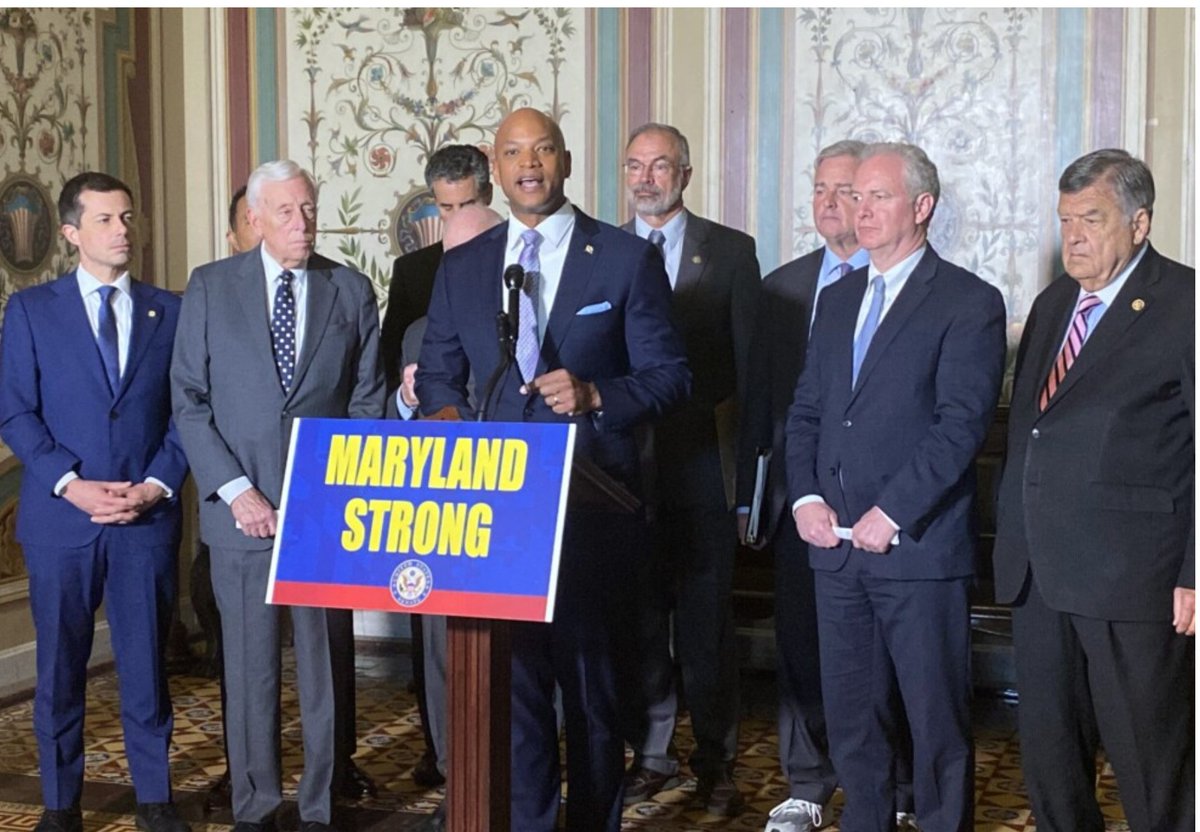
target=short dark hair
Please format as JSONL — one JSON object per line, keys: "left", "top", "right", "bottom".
{"left": 229, "top": 185, "right": 248, "bottom": 232}
{"left": 58, "top": 172, "right": 133, "bottom": 228}
{"left": 424, "top": 144, "right": 490, "bottom": 192}
{"left": 1059, "top": 148, "right": 1155, "bottom": 219}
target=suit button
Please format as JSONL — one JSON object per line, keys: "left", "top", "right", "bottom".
{"left": 523, "top": 406, "right": 534, "bottom": 417}
{"left": 829, "top": 467, "right": 837, "bottom": 476}
{"left": 109, "top": 411, "right": 118, "bottom": 421}
{"left": 1031, "top": 428, "right": 1040, "bottom": 439}
{"left": 842, "top": 419, "right": 852, "bottom": 428}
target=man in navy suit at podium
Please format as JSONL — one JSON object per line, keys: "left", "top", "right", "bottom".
{"left": 0, "top": 172, "right": 189, "bottom": 832}
{"left": 416, "top": 108, "right": 690, "bottom": 832}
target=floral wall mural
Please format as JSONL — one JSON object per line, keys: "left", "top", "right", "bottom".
{"left": 0, "top": 8, "right": 98, "bottom": 311}
{"left": 285, "top": 7, "right": 586, "bottom": 309}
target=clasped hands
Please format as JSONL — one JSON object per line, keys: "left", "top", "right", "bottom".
{"left": 794, "top": 502, "right": 897, "bottom": 554}
{"left": 521, "top": 369, "right": 601, "bottom": 417}
{"left": 64, "top": 479, "right": 165, "bottom": 525}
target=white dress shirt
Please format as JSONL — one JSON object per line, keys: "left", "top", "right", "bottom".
{"left": 55, "top": 268, "right": 172, "bottom": 499}
{"left": 634, "top": 209, "right": 688, "bottom": 288}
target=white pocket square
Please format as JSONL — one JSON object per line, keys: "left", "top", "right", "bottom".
{"left": 576, "top": 301, "right": 612, "bottom": 316}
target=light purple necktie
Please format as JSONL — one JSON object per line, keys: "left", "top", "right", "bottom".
{"left": 516, "top": 229, "right": 542, "bottom": 383}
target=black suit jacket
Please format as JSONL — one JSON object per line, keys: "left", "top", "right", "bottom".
{"left": 735, "top": 248, "right": 823, "bottom": 541}
{"left": 786, "top": 246, "right": 1006, "bottom": 579}
{"left": 993, "top": 244, "right": 1194, "bottom": 620}
{"left": 380, "top": 242, "right": 443, "bottom": 390}
{"left": 622, "top": 212, "right": 761, "bottom": 509}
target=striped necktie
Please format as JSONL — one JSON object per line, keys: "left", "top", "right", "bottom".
{"left": 1039, "top": 293, "right": 1102, "bottom": 411}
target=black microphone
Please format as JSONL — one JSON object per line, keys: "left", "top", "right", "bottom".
{"left": 504, "top": 264, "right": 525, "bottom": 345}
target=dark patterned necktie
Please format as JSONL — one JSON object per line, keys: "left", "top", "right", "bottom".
{"left": 96, "top": 285, "right": 120, "bottom": 394}
{"left": 271, "top": 270, "right": 297, "bottom": 391}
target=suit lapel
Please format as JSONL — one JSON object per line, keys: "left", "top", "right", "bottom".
{"left": 114, "top": 279, "right": 163, "bottom": 401}
{"left": 288, "top": 262, "right": 338, "bottom": 398}
{"left": 1041, "top": 247, "right": 1161, "bottom": 414}
{"left": 539, "top": 212, "right": 601, "bottom": 373}
{"left": 674, "top": 213, "right": 708, "bottom": 294}
{"left": 848, "top": 247, "right": 937, "bottom": 403}
{"left": 233, "top": 250, "right": 284, "bottom": 391}
{"left": 53, "top": 272, "right": 113, "bottom": 398}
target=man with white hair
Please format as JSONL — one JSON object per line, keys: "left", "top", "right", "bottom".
{"left": 172, "top": 159, "right": 385, "bottom": 832}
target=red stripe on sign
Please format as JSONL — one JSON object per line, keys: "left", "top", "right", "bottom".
{"left": 270, "top": 581, "right": 551, "bottom": 622}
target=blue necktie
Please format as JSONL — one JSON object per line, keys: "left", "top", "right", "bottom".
{"left": 516, "top": 230, "right": 542, "bottom": 383}
{"left": 271, "top": 271, "right": 297, "bottom": 391}
{"left": 96, "top": 285, "right": 120, "bottom": 394}
{"left": 852, "top": 275, "right": 885, "bottom": 386}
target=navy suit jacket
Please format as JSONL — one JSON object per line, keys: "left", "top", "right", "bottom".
{"left": 993, "top": 244, "right": 1194, "bottom": 621}
{"left": 785, "top": 246, "right": 1006, "bottom": 579}
{"left": 0, "top": 272, "right": 187, "bottom": 547}
{"left": 415, "top": 208, "right": 690, "bottom": 496}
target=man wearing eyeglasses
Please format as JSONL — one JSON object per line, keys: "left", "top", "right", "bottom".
{"left": 617, "top": 122, "right": 761, "bottom": 816}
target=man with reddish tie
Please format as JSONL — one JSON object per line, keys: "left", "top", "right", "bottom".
{"left": 993, "top": 148, "right": 1194, "bottom": 832}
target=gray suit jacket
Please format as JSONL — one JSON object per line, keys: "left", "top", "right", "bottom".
{"left": 622, "top": 211, "right": 760, "bottom": 510}
{"left": 171, "top": 246, "right": 386, "bottom": 550}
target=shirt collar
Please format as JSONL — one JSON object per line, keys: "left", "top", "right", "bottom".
{"left": 819, "top": 245, "right": 870, "bottom": 277}
{"left": 507, "top": 200, "right": 576, "bottom": 254}
{"left": 1082, "top": 242, "right": 1147, "bottom": 308}
{"left": 76, "top": 264, "right": 131, "bottom": 296}
{"left": 260, "top": 245, "right": 308, "bottom": 282}
{"left": 868, "top": 244, "right": 926, "bottom": 294}
{"left": 634, "top": 208, "right": 688, "bottom": 250}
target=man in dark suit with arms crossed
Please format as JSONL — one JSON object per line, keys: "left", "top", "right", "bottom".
{"left": 993, "top": 148, "right": 1194, "bottom": 832}
{"left": 416, "top": 108, "right": 690, "bottom": 832}
{"left": 616, "top": 122, "right": 760, "bottom": 816}
{"left": 787, "top": 142, "right": 1006, "bottom": 832}
{"left": 0, "top": 172, "right": 190, "bottom": 832}
{"left": 172, "top": 160, "right": 385, "bottom": 831}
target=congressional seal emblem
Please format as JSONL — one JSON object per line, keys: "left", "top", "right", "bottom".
{"left": 390, "top": 559, "right": 433, "bottom": 608}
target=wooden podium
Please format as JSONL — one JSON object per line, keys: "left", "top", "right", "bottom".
{"left": 444, "top": 456, "right": 639, "bottom": 831}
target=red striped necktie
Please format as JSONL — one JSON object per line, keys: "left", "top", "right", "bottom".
{"left": 1039, "top": 293, "right": 1102, "bottom": 411}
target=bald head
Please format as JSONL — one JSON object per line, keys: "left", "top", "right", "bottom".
{"left": 492, "top": 107, "right": 571, "bottom": 227}
{"left": 442, "top": 203, "right": 504, "bottom": 250}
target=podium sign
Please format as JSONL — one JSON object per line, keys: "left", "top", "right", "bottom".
{"left": 267, "top": 418, "right": 576, "bottom": 623}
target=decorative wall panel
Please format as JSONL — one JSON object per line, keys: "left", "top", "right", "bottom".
{"left": 284, "top": 8, "right": 588, "bottom": 309}
{"left": 791, "top": 8, "right": 1053, "bottom": 339}
{"left": 0, "top": 8, "right": 98, "bottom": 307}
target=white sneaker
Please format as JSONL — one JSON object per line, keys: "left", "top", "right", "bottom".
{"left": 765, "top": 798, "right": 827, "bottom": 832}
{"left": 895, "top": 811, "right": 920, "bottom": 830}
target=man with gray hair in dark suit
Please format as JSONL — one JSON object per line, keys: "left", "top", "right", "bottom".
{"left": 171, "top": 159, "right": 385, "bottom": 832}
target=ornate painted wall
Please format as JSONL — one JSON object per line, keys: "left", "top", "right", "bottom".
{"left": 282, "top": 8, "right": 588, "bottom": 307}
{"left": 0, "top": 8, "right": 98, "bottom": 308}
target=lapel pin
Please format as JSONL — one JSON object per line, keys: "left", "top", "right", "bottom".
{"left": 584, "top": 244, "right": 594, "bottom": 255}
{"left": 148, "top": 309, "right": 157, "bottom": 317}
{"left": 1131, "top": 298, "right": 1145, "bottom": 311}
{"left": 692, "top": 255, "right": 702, "bottom": 264}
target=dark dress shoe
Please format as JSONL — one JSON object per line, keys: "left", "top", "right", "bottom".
{"left": 203, "top": 769, "right": 232, "bottom": 814}
{"left": 135, "top": 802, "right": 191, "bottom": 832}
{"left": 622, "top": 765, "right": 680, "bottom": 805}
{"left": 696, "top": 772, "right": 745, "bottom": 817}
{"left": 299, "top": 823, "right": 334, "bottom": 832}
{"left": 337, "top": 758, "right": 379, "bottom": 799}
{"left": 411, "top": 750, "right": 445, "bottom": 788}
{"left": 232, "top": 821, "right": 277, "bottom": 832}
{"left": 35, "top": 808, "right": 82, "bottom": 832}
